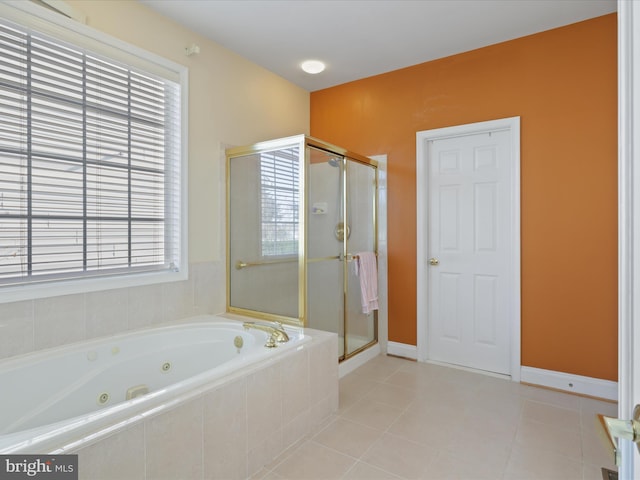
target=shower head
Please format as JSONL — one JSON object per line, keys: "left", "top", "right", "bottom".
{"left": 328, "top": 157, "right": 341, "bottom": 168}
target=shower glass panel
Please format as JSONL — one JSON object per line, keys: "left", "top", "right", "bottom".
{"left": 345, "top": 159, "right": 377, "bottom": 356}
{"left": 228, "top": 141, "right": 302, "bottom": 320}
{"left": 307, "top": 147, "right": 345, "bottom": 356}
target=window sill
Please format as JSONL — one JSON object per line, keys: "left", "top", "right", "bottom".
{"left": 0, "top": 268, "right": 189, "bottom": 304}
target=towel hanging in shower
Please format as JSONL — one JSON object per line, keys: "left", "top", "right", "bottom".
{"left": 354, "top": 252, "right": 378, "bottom": 315}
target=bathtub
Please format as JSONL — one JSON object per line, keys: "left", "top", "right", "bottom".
{"left": 0, "top": 314, "right": 318, "bottom": 457}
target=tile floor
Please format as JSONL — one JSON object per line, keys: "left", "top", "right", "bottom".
{"left": 253, "top": 354, "right": 618, "bottom": 480}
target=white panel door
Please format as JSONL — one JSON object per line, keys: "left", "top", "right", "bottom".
{"left": 427, "top": 129, "right": 513, "bottom": 374}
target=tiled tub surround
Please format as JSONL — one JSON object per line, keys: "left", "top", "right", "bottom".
{"left": 0, "top": 316, "right": 299, "bottom": 451}
{"left": 0, "top": 314, "right": 338, "bottom": 479}
{"left": 0, "top": 261, "right": 226, "bottom": 361}
{"left": 77, "top": 326, "right": 336, "bottom": 480}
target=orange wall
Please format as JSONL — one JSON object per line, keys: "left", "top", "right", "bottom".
{"left": 311, "top": 14, "right": 618, "bottom": 381}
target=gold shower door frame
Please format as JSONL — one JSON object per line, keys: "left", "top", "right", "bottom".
{"left": 226, "top": 134, "right": 378, "bottom": 361}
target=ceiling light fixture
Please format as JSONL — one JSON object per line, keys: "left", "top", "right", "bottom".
{"left": 301, "top": 60, "right": 326, "bottom": 74}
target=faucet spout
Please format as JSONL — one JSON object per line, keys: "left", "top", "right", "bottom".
{"left": 242, "top": 321, "right": 290, "bottom": 346}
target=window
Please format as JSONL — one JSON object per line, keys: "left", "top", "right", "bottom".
{"left": 259, "top": 147, "right": 300, "bottom": 257}
{"left": 0, "top": 9, "right": 185, "bottom": 297}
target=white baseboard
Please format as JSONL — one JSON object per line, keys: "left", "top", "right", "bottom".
{"left": 387, "top": 341, "right": 417, "bottom": 360}
{"left": 520, "top": 366, "right": 618, "bottom": 401}
{"left": 339, "top": 343, "right": 381, "bottom": 378}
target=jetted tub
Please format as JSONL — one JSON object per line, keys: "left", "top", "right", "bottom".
{"left": 0, "top": 314, "right": 311, "bottom": 454}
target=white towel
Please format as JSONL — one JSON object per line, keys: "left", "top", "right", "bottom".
{"left": 354, "top": 252, "right": 378, "bottom": 315}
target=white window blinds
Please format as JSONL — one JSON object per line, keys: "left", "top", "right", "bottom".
{"left": 260, "top": 147, "right": 300, "bottom": 257}
{"left": 0, "top": 18, "right": 182, "bottom": 286}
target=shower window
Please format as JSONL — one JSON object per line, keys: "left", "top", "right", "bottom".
{"left": 259, "top": 147, "right": 299, "bottom": 257}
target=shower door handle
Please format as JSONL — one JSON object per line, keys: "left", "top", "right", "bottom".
{"left": 429, "top": 258, "right": 439, "bottom": 266}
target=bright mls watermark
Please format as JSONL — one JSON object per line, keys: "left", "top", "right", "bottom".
{"left": 0, "top": 455, "right": 77, "bottom": 479}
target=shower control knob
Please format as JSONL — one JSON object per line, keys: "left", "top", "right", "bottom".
{"left": 429, "top": 258, "right": 440, "bottom": 266}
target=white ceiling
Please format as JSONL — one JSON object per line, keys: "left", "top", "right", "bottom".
{"left": 139, "top": 0, "right": 617, "bottom": 92}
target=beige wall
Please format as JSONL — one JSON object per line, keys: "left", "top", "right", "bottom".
{"left": 67, "top": 0, "right": 310, "bottom": 263}
{"left": 0, "top": 1, "right": 310, "bottom": 361}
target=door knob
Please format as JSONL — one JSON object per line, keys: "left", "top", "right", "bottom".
{"left": 429, "top": 258, "right": 439, "bottom": 266}
{"left": 599, "top": 405, "right": 640, "bottom": 466}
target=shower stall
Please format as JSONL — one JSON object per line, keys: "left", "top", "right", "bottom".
{"left": 226, "top": 135, "right": 378, "bottom": 360}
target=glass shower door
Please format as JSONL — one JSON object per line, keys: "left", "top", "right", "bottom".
{"left": 307, "top": 150, "right": 378, "bottom": 359}
{"left": 306, "top": 147, "right": 345, "bottom": 356}
{"left": 345, "top": 158, "right": 378, "bottom": 357}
